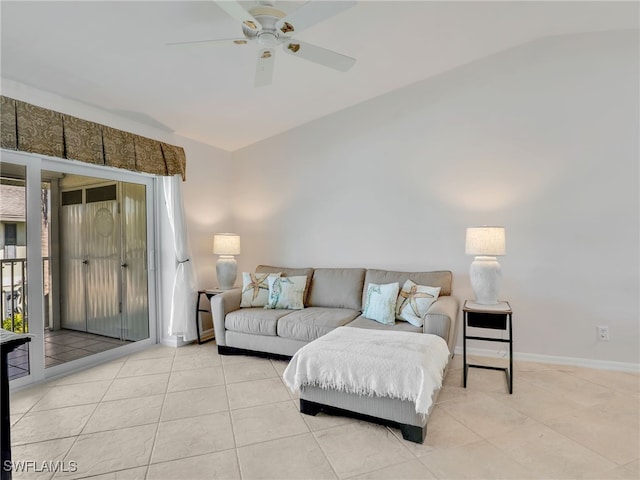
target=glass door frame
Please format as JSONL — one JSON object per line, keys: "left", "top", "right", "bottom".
{"left": 1, "top": 149, "right": 160, "bottom": 388}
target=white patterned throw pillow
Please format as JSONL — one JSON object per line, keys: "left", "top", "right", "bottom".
{"left": 395, "top": 279, "right": 441, "bottom": 327}
{"left": 240, "top": 272, "right": 281, "bottom": 307}
{"left": 362, "top": 282, "right": 400, "bottom": 325}
{"left": 265, "top": 275, "right": 307, "bottom": 310}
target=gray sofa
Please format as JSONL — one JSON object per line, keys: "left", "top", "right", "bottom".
{"left": 211, "top": 265, "right": 459, "bottom": 358}
{"left": 211, "top": 265, "right": 459, "bottom": 443}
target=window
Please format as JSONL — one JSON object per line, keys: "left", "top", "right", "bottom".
{"left": 86, "top": 184, "right": 116, "bottom": 203}
{"left": 61, "top": 189, "right": 82, "bottom": 206}
{"left": 4, "top": 223, "right": 17, "bottom": 245}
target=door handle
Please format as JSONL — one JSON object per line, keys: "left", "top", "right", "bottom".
{"left": 82, "top": 260, "right": 89, "bottom": 265}
{"left": 121, "top": 263, "right": 128, "bottom": 268}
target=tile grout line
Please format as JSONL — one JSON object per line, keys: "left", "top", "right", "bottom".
{"left": 144, "top": 349, "right": 178, "bottom": 479}
{"left": 219, "top": 351, "right": 244, "bottom": 480}
{"left": 306, "top": 417, "right": 345, "bottom": 480}
{"left": 561, "top": 368, "right": 640, "bottom": 395}
{"left": 483, "top": 423, "right": 620, "bottom": 478}
{"left": 55, "top": 354, "right": 129, "bottom": 478}
{"left": 530, "top": 411, "right": 633, "bottom": 468}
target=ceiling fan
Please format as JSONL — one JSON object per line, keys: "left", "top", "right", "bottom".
{"left": 169, "top": 1, "right": 357, "bottom": 87}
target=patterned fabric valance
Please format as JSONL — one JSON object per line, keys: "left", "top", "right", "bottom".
{"left": 0, "top": 96, "right": 186, "bottom": 180}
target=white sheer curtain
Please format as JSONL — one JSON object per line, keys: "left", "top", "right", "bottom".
{"left": 163, "top": 174, "right": 198, "bottom": 341}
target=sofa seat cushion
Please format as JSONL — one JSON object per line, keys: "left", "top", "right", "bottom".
{"left": 277, "top": 307, "right": 360, "bottom": 342}
{"left": 346, "top": 315, "right": 422, "bottom": 333}
{"left": 225, "top": 308, "right": 292, "bottom": 336}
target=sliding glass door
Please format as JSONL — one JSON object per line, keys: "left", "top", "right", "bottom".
{"left": 45, "top": 176, "right": 151, "bottom": 368}
{"left": 2, "top": 149, "right": 158, "bottom": 387}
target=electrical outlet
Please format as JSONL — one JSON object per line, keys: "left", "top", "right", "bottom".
{"left": 597, "top": 326, "right": 609, "bottom": 341}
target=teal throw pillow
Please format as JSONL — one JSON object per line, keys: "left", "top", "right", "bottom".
{"left": 362, "top": 282, "right": 400, "bottom": 325}
{"left": 265, "top": 275, "right": 306, "bottom": 310}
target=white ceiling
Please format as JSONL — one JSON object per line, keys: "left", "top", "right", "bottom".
{"left": 1, "top": 1, "right": 637, "bottom": 151}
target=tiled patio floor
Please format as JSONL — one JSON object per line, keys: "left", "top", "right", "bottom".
{"left": 7, "top": 329, "right": 131, "bottom": 380}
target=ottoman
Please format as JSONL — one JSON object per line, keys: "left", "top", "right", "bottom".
{"left": 283, "top": 326, "right": 451, "bottom": 443}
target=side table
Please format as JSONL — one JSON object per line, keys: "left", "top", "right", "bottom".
{"left": 462, "top": 300, "right": 513, "bottom": 394}
{"left": 195, "top": 289, "right": 224, "bottom": 344}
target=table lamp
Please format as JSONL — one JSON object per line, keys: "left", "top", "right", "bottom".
{"left": 465, "top": 226, "right": 506, "bottom": 305}
{"left": 213, "top": 233, "right": 241, "bottom": 290}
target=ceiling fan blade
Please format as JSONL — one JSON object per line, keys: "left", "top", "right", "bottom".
{"left": 276, "top": 1, "right": 355, "bottom": 36}
{"left": 215, "top": 1, "right": 260, "bottom": 30}
{"left": 255, "top": 48, "right": 275, "bottom": 87}
{"left": 166, "top": 38, "right": 249, "bottom": 46}
{"left": 283, "top": 40, "right": 355, "bottom": 72}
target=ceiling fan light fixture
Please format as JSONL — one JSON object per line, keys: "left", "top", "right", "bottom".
{"left": 243, "top": 20, "right": 258, "bottom": 30}
{"left": 280, "top": 21, "right": 294, "bottom": 34}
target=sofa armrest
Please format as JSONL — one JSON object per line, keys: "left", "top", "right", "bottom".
{"left": 423, "top": 295, "right": 460, "bottom": 354}
{"left": 210, "top": 288, "right": 242, "bottom": 346}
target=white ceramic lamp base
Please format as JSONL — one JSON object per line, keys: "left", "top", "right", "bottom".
{"left": 216, "top": 255, "right": 237, "bottom": 290}
{"left": 469, "top": 256, "right": 502, "bottom": 305}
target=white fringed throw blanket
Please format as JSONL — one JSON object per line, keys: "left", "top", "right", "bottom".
{"left": 283, "top": 326, "right": 450, "bottom": 415}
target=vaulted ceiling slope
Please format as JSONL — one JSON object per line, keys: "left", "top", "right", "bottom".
{"left": 1, "top": 1, "right": 637, "bottom": 152}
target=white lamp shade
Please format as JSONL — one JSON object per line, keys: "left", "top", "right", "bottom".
{"left": 465, "top": 226, "right": 506, "bottom": 256}
{"left": 213, "top": 233, "right": 241, "bottom": 256}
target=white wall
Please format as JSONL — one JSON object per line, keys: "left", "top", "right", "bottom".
{"left": 232, "top": 30, "right": 639, "bottom": 366}
{"left": 181, "top": 138, "right": 234, "bottom": 289}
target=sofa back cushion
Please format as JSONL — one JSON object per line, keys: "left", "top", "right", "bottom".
{"left": 308, "top": 268, "right": 366, "bottom": 311}
{"left": 256, "top": 265, "right": 314, "bottom": 305}
{"left": 362, "top": 269, "right": 452, "bottom": 307}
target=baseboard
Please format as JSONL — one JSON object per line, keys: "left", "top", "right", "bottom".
{"left": 454, "top": 346, "right": 640, "bottom": 373}
{"left": 161, "top": 336, "right": 191, "bottom": 348}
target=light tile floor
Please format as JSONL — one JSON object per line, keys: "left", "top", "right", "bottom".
{"left": 8, "top": 342, "right": 640, "bottom": 480}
